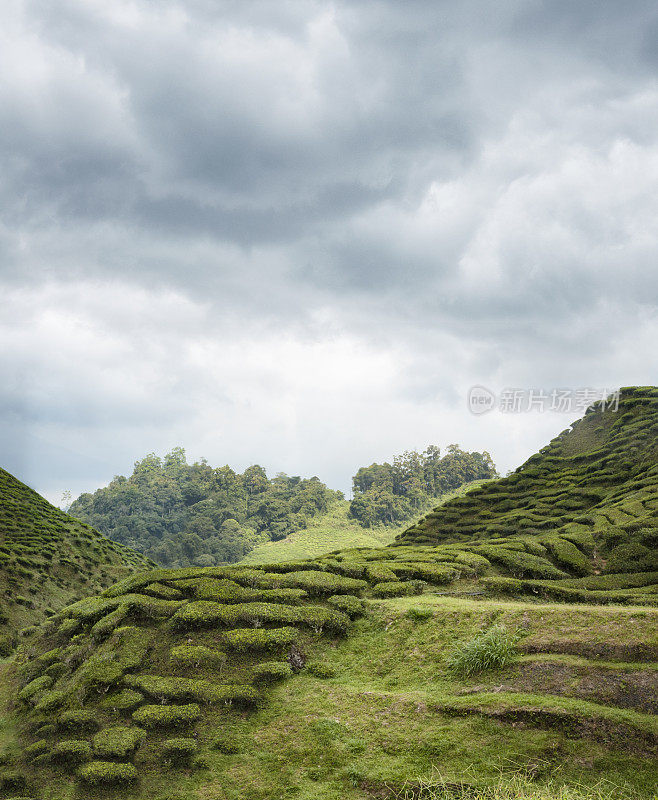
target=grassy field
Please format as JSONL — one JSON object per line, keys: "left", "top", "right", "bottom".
{"left": 4, "top": 564, "right": 656, "bottom": 800}
{"left": 3, "top": 390, "right": 658, "bottom": 800}
{"left": 242, "top": 482, "right": 490, "bottom": 565}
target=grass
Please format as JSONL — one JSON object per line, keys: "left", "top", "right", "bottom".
{"left": 2, "top": 589, "right": 658, "bottom": 799}
{"left": 446, "top": 624, "right": 519, "bottom": 677}
{"left": 2, "top": 389, "right": 658, "bottom": 799}
{"left": 241, "top": 483, "right": 490, "bottom": 565}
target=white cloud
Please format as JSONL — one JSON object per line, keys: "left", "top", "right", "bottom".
{"left": 2, "top": 0, "right": 658, "bottom": 503}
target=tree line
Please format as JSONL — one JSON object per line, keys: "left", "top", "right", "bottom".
{"left": 69, "top": 447, "right": 341, "bottom": 567}
{"left": 349, "top": 444, "right": 497, "bottom": 526}
{"left": 69, "top": 444, "right": 496, "bottom": 567}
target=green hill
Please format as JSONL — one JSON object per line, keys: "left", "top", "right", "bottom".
{"left": 67, "top": 445, "right": 497, "bottom": 569}
{"left": 241, "top": 482, "right": 491, "bottom": 566}
{"left": 0, "top": 467, "right": 153, "bottom": 650}
{"left": 1, "top": 389, "right": 657, "bottom": 799}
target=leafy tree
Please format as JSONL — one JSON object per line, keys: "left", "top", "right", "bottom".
{"left": 69, "top": 449, "right": 342, "bottom": 567}
{"left": 349, "top": 444, "right": 497, "bottom": 527}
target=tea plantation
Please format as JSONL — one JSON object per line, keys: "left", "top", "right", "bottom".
{"left": 0, "top": 387, "right": 657, "bottom": 799}
{"left": 0, "top": 468, "right": 153, "bottom": 652}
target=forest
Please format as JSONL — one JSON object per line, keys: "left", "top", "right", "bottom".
{"left": 349, "top": 444, "right": 497, "bottom": 526}
{"left": 69, "top": 444, "right": 497, "bottom": 566}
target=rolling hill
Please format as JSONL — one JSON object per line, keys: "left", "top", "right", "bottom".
{"left": 1, "top": 388, "right": 657, "bottom": 800}
{"left": 0, "top": 467, "right": 153, "bottom": 652}
{"left": 240, "top": 481, "right": 491, "bottom": 565}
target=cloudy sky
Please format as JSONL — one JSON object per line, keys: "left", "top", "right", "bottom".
{"left": 2, "top": 0, "right": 657, "bottom": 504}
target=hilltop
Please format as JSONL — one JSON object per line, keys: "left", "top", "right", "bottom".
{"left": 0, "top": 467, "right": 153, "bottom": 651}
{"left": 69, "top": 445, "right": 496, "bottom": 568}
{"left": 1, "top": 389, "right": 657, "bottom": 800}
{"left": 397, "top": 386, "right": 658, "bottom": 591}
{"left": 241, "top": 481, "right": 491, "bottom": 565}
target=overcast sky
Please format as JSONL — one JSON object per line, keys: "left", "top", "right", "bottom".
{"left": 2, "top": 0, "right": 658, "bottom": 504}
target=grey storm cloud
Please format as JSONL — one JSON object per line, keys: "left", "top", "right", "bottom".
{"left": 1, "top": 0, "right": 658, "bottom": 501}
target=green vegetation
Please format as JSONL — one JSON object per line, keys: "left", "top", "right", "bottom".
{"left": 350, "top": 444, "right": 496, "bottom": 526}
{"left": 0, "top": 467, "right": 152, "bottom": 642}
{"left": 69, "top": 448, "right": 343, "bottom": 566}
{"left": 446, "top": 624, "right": 519, "bottom": 676}
{"left": 1, "top": 387, "right": 657, "bottom": 799}
{"left": 242, "top": 481, "right": 492, "bottom": 565}
{"left": 69, "top": 445, "right": 496, "bottom": 569}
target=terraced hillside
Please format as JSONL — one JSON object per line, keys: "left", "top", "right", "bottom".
{"left": 398, "top": 387, "right": 658, "bottom": 569}
{"left": 0, "top": 468, "right": 153, "bottom": 650}
{"left": 1, "top": 389, "right": 657, "bottom": 799}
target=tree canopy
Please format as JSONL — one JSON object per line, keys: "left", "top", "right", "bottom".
{"left": 69, "top": 444, "right": 496, "bottom": 565}
{"left": 349, "top": 444, "right": 497, "bottom": 527}
{"left": 69, "top": 448, "right": 341, "bottom": 567}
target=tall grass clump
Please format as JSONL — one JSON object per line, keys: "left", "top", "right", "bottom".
{"left": 447, "top": 625, "right": 518, "bottom": 677}
{"left": 390, "top": 772, "right": 641, "bottom": 800}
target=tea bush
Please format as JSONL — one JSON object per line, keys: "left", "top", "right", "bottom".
{"left": 132, "top": 703, "right": 201, "bottom": 728}
{"left": 77, "top": 760, "right": 137, "bottom": 784}
{"left": 92, "top": 726, "right": 144, "bottom": 759}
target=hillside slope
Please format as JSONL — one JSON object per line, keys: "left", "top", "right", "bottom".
{"left": 2, "top": 390, "right": 657, "bottom": 799}
{"left": 0, "top": 467, "right": 153, "bottom": 648}
{"left": 398, "top": 387, "right": 658, "bottom": 567}
{"left": 241, "top": 482, "right": 491, "bottom": 566}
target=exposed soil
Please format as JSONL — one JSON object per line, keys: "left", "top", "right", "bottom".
{"left": 460, "top": 660, "right": 658, "bottom": 713}
{"left": 520, "top": 640, "right": 658, "bottom": 661}
{"left": 440, "top": 704, "right": 657, "bottom": 757}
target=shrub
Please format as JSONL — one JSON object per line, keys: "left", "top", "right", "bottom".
{"left": 451, "top": 551, "right": 491, "bottom": 574}
{"left": 126, "top": 675, "right": 260, "bottom": 706}
{"left": 57, "top": 617, "right": 81, "bottom": 638}
{"left": 170, "top": 645, "right": 227, "bottom": 669}
{"left": 171, "top": 601, "right": 232, "bottom": 629}
{"left": 306, "top": 661, "right": 336, "bottom": 678}
{"left": 92, "top": 726, "right": 144, "bottom": 759}
{"left": 76, "top": 656, "right": 125, "bottom": 693}
{"left": 447, "top": 625, "right": 519, "bottom": 677}
{"left": 558, "top": 571, "right": 658, "bottom": 590}
{"left": 222, "top": 626, "right": 297, "bottom": 652}
{"left": 58, "top": 709, "right": 101, "bottom": 734}
{"left": 22, "top": 740, "right": 49, "bottom": 761}
{"left": 296, "top": 606, "right": 351, "bottom": 634}
{"left": 132, "top": 703, "right": 201, "bottom": 728}
{"left": 542, "top": 536, "right": 594, "bottom": 576}
{"left": 18, "top": 675, "right": 52, "bottom": 703}
{"left": 251, "top": 661, "right": 293, "bottom": 683}
{"left": 33, "top": 689, "right": 65, "bottom": 713}
{"left": 0, "top": 634, "right": 15, "bottom": 657}
{"left": 390, "top": 563, "right": 458, "bottom": 584}
{"left": 473, "top": 546, "right": 567, "bottom": 579}
{"left": 64, "top": 596, "right": 121, "bottom": 622}
{"left": 606, "top": 543, "right": 658, "bottom": 574}
{"left": 99, "top": 689, "right": 145, "bottom": 714}
{"left": 142, "top": 582, "right": 184, "bottom": 600}
{"left": 371, "top": 580, "right": 423, "bottom": 598}
{"left": 481, "top": 577, "right": 523, "bottom": 595}
{"left": 77, "top": 760, "right": 137, "bottom": 784}
{"left": 326, "top": 594, "right": 366, "bottom": 618}
{"left": 162, "top": 738, "right": 197, "bottom": 765}
{"left": 111, "top": 625, "right": 152, "bottom": 670}
{"left": 365, "top": 563, "right": 399, "bottom": 583}
{"left": 50, "top": 740, "right": 92, "bottom": 766}
{"left": 277, "top": 571, "right": 368, "bottom": 596}
{"left": 91, "top": 605, "right": 129, "bottom": 640}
